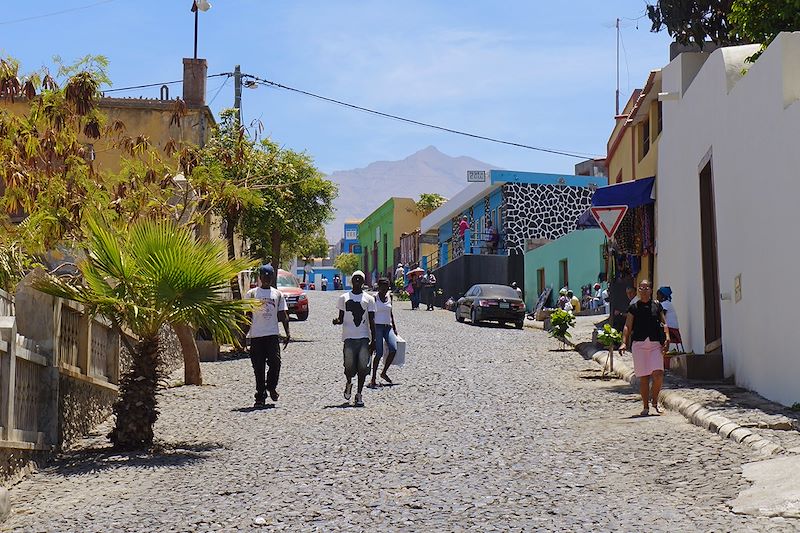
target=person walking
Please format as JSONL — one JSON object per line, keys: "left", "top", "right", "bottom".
{"left": 410, "top": 271, "right": 423, "bottom": 310}
{"left": 245, "top": 264, "right": 290, "bottom": 408}
{"left": 423, "top": 269, "right": 437, "bottom": 310}
{"left": 369, "top": 278, "right": 399, "bottom": 387}
{"left": 620, "top": 280, "right": 670, "bottom": 416}
{"left": 332, "top": 270, "right": 376, "bottom": 407}
{"left": 394, "top": 263, "right": 405, "bottom": 285}
{"left": 657, "top": 285, "right": 683, "bottom": 353}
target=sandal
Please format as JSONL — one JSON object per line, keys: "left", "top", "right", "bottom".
{"left": 640, "top": 408, "right": 650, "bottom": 417}
{"left": 380, "top": 372, "right": 393, "bottom": 384}
{"left": 652, "top": 402, "right": 662, "bottom": 414}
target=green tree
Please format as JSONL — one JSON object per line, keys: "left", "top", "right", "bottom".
{"left": 34, "top": 218, "right": 254, "bottom": 449}
{"left": 729, "top": 0, "right": 800, "bottom": 60}
{"left": 240, "top": 148, "right": 337, "bottom": 271}
{"left": 333, "top": 253, "right": 360, "bottom": 276}
{"left": 646, "top": 0, "right": 741, "bottom": 48}
{"left": 291, "top": 228, "right": 330, "bottom": 264}
{"left": 416, "top": 193, "right": 447, "bottom": 217}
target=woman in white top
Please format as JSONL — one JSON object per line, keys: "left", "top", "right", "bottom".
{"left": 369, "top": 277, "right": 399, "bottom": 387}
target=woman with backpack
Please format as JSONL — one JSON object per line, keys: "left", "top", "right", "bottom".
{"left": 619, "top": 280, "right": 670, "bottom": 416}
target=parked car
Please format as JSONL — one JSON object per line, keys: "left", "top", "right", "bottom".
{"left": 455, "top": 284, "right": 526, "bottom": 329}
{"left": 237, "top": 268, "right": 309, "bottom": 321}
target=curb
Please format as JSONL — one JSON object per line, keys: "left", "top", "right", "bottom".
{"left": 0, "top": 487, "right": 8, "bottom": 523}
{"left": 577, "top": 342, "right": 786, "bottom": 457}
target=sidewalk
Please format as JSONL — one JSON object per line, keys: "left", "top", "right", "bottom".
{"left": 532, "top": 314, "right": 800, "bottom": 457}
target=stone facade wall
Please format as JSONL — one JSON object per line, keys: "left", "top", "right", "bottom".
{"left": 502, "top": 183, "right": 594, "bottom": 256}
{"left": 58, "top": 376, "right": 117, "bottom": 448}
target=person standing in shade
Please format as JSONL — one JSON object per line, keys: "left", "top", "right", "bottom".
{"left": 423, "top": 269, "right": 437, "bottom": 310}
{"left": 369, "top": 278, "right": 399, "bottom": 387}
{"left": 486, "top": 219, "right": 499, "bottom": 254}
{"left": 620, "top": 280, "right": 670, "bottom": 416}
{"left": 657, "top": 286, "right": 683, "bottom": 353}
{"left": 332, "top": 270, "right": 376, "bottom": 407}
{"left": 246, "top": 264, "right": 290, "bottom": 408}
{"left": 511, "top": 281, "right": 523, "bottom": 299}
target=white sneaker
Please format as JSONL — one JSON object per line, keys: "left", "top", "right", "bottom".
{"left": 344, "top": 382, "right": 352, "bottom": 400}
{"left": 354, "top": 393, "right": 364, "bottom": 407}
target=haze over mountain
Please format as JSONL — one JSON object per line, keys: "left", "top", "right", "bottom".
{"left": 326, "top": 146, "right": 494, "bottom": 241}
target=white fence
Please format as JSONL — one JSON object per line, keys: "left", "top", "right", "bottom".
{"left": 0, "top": 288, "right": 120, "bottom": 450}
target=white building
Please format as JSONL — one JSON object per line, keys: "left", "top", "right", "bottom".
{"left": 657, "top": 32, "right": 800, "bottom": 406}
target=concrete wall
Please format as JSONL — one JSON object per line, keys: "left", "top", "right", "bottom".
{"left": 656, "top": 34, "right": 799, "bottom": 405}
{"left": 523, "top": 229, "right": 606, "bottom": 311}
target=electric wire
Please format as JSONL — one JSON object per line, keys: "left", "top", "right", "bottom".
{"left": 208, "top": 75, "right": 232, "bottom": 106}
{"left": 0, "top": 0, "right": 118, "bottom": 25}
{"left": 101, "top": 73, "right": 229, "bottom": 94}
{"left": 241, "top": 74, "right": 603, "bottom": 160}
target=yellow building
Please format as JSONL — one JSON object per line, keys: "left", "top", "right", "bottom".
{"left": 605, "top": 69, "right": 662, "bottom": 285}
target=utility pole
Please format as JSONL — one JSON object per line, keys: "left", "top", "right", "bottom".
{"left": 615, "top": 17, "right": 620, "bottom": 116}
{"left": 234, "top": 65, "right": 242, "bottom": 125}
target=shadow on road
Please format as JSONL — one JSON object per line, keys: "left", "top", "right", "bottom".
{"left": 46, "top": 441, "right": 220, "bottom": 477}
{"left": 231, "top": 404, "right": 276, "bottom": 413}
{"left": 322, "top": 402, "right": 363, "bottom": 409}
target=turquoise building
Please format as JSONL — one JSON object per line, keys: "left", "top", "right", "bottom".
{"left": 523, "top": 229, "right": 606, "bottom": 310}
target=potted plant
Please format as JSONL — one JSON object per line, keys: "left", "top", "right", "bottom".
{"left": 549, "top": 309, "right": 575, "bottom": 348}
{"left": 596, "top": 323, "right": 622, "bottom": 374}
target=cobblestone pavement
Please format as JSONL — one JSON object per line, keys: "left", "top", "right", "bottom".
{"left": 4, "top": 292, "right": 798, "bottom": 532}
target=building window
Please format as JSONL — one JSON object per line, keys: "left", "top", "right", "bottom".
{"left": 559, "top": 259, "right": 569, "bottom": 289}
{"left": 537, "top": 268, "right": 545, "bottom": 297}
{"left": 345, "top": 229, "right": 357, "bottom": 240}
{"left": 640, "top": 119, "right": 650, "bottom": 160}
{"left": 657, "top": 101, "right": 663, "bottom": 135}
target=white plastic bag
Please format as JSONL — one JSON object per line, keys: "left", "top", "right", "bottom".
{"left": 390, "top": 335, "right": 406, "bottom": 367}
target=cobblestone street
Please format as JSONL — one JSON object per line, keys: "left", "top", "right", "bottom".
{"left": 4, "top": 291, "right": 796, "bottom": 532}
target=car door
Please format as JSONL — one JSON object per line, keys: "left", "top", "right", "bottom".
{"left": 468, "top": 286, "right": 481, "bottom": 315}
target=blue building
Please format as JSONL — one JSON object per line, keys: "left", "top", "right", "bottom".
{"left": 420, "top": 169, "right": 604, "bottom": 305}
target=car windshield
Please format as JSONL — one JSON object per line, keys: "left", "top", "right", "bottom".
{"left": 277, "top": 275, "right": 299, "bottom": 288}
{"left": 478, "top": 285, "right": 519, "bottom": 299}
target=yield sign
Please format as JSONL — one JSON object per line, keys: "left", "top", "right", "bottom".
{"left": 590, "top": 205, "right": 628, "bottom": 239}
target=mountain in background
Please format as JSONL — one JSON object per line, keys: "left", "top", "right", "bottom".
{"left": 326, "top": 146, "right": 495, "bottom": 241}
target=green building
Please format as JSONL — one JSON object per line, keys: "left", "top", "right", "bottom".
{"left": 524, "top": 229, "right": 606, "bottom": 310}
{"left": 359, "top": 197, "right": 420, "bottom": 284}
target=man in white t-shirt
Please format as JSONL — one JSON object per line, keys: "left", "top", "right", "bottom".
{"left": 332, "top": 270, "right": 376, "bottom": 407}
{"left": 245, "top": 264, "right": 290, "bottom": 408}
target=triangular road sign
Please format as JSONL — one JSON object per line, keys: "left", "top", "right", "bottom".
{"left": 590, "top": 205, "right": 628, "bottom": 239}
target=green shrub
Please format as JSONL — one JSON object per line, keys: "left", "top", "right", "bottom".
{"left": 549, "top": 309, "right": 575, "bottom": 340}
{"left": 597, "top": 324, "right": 622, "bottom": 348}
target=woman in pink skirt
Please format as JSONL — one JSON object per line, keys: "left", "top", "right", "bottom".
{"left": 620, "top": 280, "right": 670, "bottom": 416}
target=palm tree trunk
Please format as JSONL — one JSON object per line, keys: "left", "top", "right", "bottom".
{"left": 173, "top": 322, "right": 202, "bottom": 385}
{"left": 110, "top": 337, "right": 161, "bottom": 450}
{"left": 225, "top": 211, "right": 242, "bottom": 300}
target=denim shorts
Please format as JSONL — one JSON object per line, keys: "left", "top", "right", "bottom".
{"left": 374, "top": 324, "right": 397, "bottom": 358}
{"left": 343, "top": 338, "right": 371, "bottom": 379}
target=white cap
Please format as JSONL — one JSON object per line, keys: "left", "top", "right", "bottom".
{"left": 351, "top": 270, "right": 365, "bottom": 280}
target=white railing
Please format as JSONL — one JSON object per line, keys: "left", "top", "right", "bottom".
{"left": 0, "top": 292, "right": 120, "bottom": 450}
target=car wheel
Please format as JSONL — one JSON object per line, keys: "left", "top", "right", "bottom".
{"left": 471, "top": 308, "right": 481, "bottom": 325}
{"left": 515, "top": 320, "right": 524, "bottom": 329}
{"left": 296, "top": 312, "right": 309, "bottom": 321}
{"left": 456, "top": 309, "right": 464, "bottom": 323}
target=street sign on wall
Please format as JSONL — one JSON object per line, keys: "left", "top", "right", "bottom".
{"left": 467, "top": 170, "right": 487, "bottom": 183}
{"left": 590, "top": 205, "right": 628, "bottom": 239}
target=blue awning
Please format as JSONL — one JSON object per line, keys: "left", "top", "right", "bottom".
{"left": 591, "top": 176, "right": 655, "bottom": 208}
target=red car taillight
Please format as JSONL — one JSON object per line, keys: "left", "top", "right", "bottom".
{"left": 477, "top": 300, "right": 497, "bottom": 307}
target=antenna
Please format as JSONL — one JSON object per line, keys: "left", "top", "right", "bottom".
{"left": 616, "top": 17, "right": 620, "bottom": 116}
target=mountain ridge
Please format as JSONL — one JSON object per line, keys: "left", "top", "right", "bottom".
{"left": 326, "top": 146, "right": 494, "bottom": 241}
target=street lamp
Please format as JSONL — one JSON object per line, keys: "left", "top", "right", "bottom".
{"left": 191, "top": 0, "right": 212, "bottom": 59}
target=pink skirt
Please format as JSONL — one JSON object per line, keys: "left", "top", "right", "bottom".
{"left": 631, "top": 339, "right": 664, "bottom": 377}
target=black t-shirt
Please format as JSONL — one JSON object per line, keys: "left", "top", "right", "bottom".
{"left": 627, "top": 300, "right": 665, "bottom": 342}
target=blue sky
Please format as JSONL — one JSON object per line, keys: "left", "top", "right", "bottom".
{"left": 1, "top": 1, "right": 672, "bottom": 175}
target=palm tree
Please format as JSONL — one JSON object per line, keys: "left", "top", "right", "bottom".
{"left": 35, "top": 218, "right": 255, "bottom": 449}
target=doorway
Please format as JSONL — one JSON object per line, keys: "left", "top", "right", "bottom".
{"left": 537, "top": 268, "right": 545, "bottom": 297}
{"left": 699, "top": 159, "right": 722, "bottom": 352}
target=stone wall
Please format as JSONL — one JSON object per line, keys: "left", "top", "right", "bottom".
{"left": 58, "top": 375, "right": 117, "bottom": 448}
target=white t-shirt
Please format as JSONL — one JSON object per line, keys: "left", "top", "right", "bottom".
{"left": 374, "top": 293, "right": 393, "bottom": 325}
{"left": 245, "top": 287, "right": 287, "bottom": 338}
{"left": 338, "top": 291, "right": 376, "bottom": 340}
{"left": 661, "top": 300, "right": 680, "bottom": 329}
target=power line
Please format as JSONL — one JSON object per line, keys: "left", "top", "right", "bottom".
{"left": 241, "top": 73, "right": 604, "bottom": 160}
{"left": 101, "top": 73, "right": 229, "bottom": 94}
{"left": 0, "top": 0, "right": 118, "bottom": 25}
{"left": 208, "top": 75, "right": 232, "bottom": 106}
